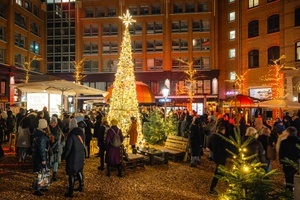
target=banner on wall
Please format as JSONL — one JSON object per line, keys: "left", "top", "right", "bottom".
{"left": 249, "top": 88, "right": 272, "bottom": 100}
{"left": 27, "top": 93, "right": 61, "bottom": 116}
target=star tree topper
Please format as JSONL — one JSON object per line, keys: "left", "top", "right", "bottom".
{"left": 119, "top": 10, "right": 136, "bottom": 28}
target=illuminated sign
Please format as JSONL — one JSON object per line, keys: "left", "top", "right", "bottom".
{"left": 159, "top": 98, "right": 171, "bottom": 102}
{"left": 249, "top": 88, "right": 272, "bottom": 100}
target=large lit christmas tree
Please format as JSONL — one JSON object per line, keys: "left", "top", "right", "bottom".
{"left": 107, "top": 10, "right": 141, "bottom": 147}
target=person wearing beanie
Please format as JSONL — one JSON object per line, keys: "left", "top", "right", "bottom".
{"left": 62, "top": 118, "right": 86, "bottom": 197}
{"left": 32, "top": 118, "right": 50, "bottom": 196}
{"left": 49, "top": 116, "right": 65, "bottom": 181}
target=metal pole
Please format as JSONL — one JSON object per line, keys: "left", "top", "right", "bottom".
{"left": 164, "top": 98, "right": 167, "bottom": 120}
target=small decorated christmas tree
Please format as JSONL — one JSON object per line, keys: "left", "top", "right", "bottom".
{"left": 143, "top": 108, "right": 178, "bottom": 145}
{"left": 217, "top": 128, "right": 292, "bottom": 200}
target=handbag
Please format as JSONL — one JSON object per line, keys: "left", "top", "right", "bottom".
{"left": 35, "top": 167, "right": 51, "bottom": 190}
{"left": 266, "top": 137, "right": 276, "bottom": 160}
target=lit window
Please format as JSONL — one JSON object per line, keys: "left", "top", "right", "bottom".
{"left": 15, "top": 0, "right": 21, "bottom": 6}
{"left": 229, "top": 12, "right": 235, "bottom": 21}
{"left": 295, "top": 42, "right": 300, "bottom": 61}
{"left": 229, "top": 0, "right": 235, "bottom": 3}
{"left": 229, "top": 49, "right": 236, "bottom": 58}
{"left": 249, "top": 0, "right": 259, "bottom": 8}
{"left": 229, "top": 30, "right": 235, "bottom": 40}
{"left": 230, "top": 71, "right": 236, "bottom": 81}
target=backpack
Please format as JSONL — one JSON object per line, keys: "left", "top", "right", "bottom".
{"left": 111, "top": 128, "right": 121, "bottom": 147}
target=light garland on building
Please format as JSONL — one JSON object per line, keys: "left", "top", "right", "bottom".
{"left": 107, "top": 10, "right": 142, "bottom": 147}
{"left": 23, "top": 55, "right": 42, "bottom": 83}
{"left": 226, "top": 70, "right": 249, "bottom": 95}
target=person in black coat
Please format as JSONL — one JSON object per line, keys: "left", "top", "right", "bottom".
{"left": 31, "top": 119, "right": 50, "bottom": 196}
{"left": 257, "top": 127, "right": 274, "bottom": 172}
{"left": 97, "top": 117, "right": 110, "bottom": 170}
{"left": 189, "top": 116, "right": 204, "bottom": 167}
{"left": 279, "top": 126, "right": 300, "bottom": 191}
{"left": 83, "top": 115, "right": 94, "bottom": 158}
{"left": 208, "top": 125, "right": 228, "bottom": 195}
{"left": 242, "top": 127, "right": 267, "bottom": 165}
{"left": 62, "top": 118, "right": 86, "bottom": 198}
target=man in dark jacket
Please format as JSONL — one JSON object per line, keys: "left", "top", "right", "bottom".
{"left": 62, "top": 118, "right": 86, "bottom": 198}
{"left": 279, "top": 126, "right": 300, "bottom": 191}
{"left": 208, "top": 125, "right": 228, "bottom": 196}
{"left": 32, "top": 119, "right": 50, "bottom": 196}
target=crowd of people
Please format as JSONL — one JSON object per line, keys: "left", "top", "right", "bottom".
{"left": 169, "top": 108, "right": 300, "bottom": 196}
{"left": 1, "top": 105, "right": 300, "bottom": 197}
{"left": 0, "top": 106, "right": 130, "bottom": 197}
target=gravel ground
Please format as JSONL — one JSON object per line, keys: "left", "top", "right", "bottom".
{"left": 0, "top": 149, "right": 284, "bottom": 200}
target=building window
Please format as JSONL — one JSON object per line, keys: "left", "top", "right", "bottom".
{"left": 84, "top": 60, "right": 98, "bottom": 72}
{"left": 172, "top": 39, "right": 188, "bottom": 51}
{"left": 33, "top": 5, "right": 39, "bottom": 17}
{"left": 172, "top": 57, "right": 188, "bottom": 70}
{"left": 295, "top": 8, "right": 300, "bottom": 27}
{"left": 133, "top": 58, "right": 143, "bottom": 71}
{"left": 86, "top": 8, "right": 94, "bottom": 18}
{"left": 132, "top": 41, "right": 142, "bottom": 52}
{"left": 193, "top": 38, "right": 210, "bottom": 51}
{"left": 173, "top": 3, "right": 183, "bottom": 13}
{"left": 146, "top": 22, "right": 162, "bottom": 34}
{"left": 96, "top": 7, "right": 105, "bottom": 17}
{"left": 193, "top": 20, "right": 210, "bottom": 32}
{"left": 0, "top": 49, "right": 4, "bottom": 63}
{"left": 102, "top": 24, "right": 118, "bottom": 36}
{"left": 296, "top": 42, "right": 300, "bottom": 61}
{"left": 198, "top": 2, "right": 208, "bottom": 12}
{"left": 30, "top": 41, "right": 39, "bottom": 54}
{"left": 0, "top": 2, "right": 6, "bottom": 18}
{"left": 107, "top": 6, "right": 116, "bottom": 17}
{"left": 129, "top": 23, "right": 142, "bottom": 35}
{"left": 229, "top": 30, "right": 236, "bottom": 40}
{"left": 229, "top": 11, "right": 235, "bottom": 21}
{"left": 248, "top": 20, "right": 259, "bottom": 38}
{"left": 229, "top": 48, "right": 236, "bottom": 58}
{"left": 267, "top": 0, "right": 276, "bottom": 2}
{"left": 147, "top": 58, "right": 163, "bottom": 71}
{"left": 83, "top": 43, "right": 98, "bottom": 54}
{"left": 152, "top": 4, "right": 161, "bottom": 14}
{"left": 14, "top": 54, "right": 25, "bottom": 67}
{"left": 102, "top": 41, "right": 118, "bottom": 54}
{"left": 249, "top": 0, "right": 259, "bottom": 8}
{"left": 248, "top": 50, "right": 259, "bottom": 68}
{"left": 15, "top": 0, "right": 22, "bottom": 6}
{"left": 193, "top": 57, "right": 210, "bottom": 70}
{"left": 102, "top": 59, "right": 118, "bottom": 72}
{"left": 24, "top": 0, "right": 31, "bottom": 12}
{"left": 0, "top": 26, "right": 5, "bottom": 41}
{"left": 14, "top": 34, "right": 26, "bottom": 48}
{"left": 172, "top": 21, "right": 188, "bottom": 32}
{"left": 128, "top": 6, "right": 138, "bottom": 15}
{"left": 30, "top": 22, "right": 39, "bottom": 36}
{"left": 84, "top": 25, "right": 98, "bottom": 36}
{"left": 15, "top": 13, "right": 26, "bottom": 29}
{"left": 268, "top": 46, "right": 280, "bottom": 65}
{"left": 147, "top": 40, "right": 163, "bottom": 52}
{"left": 140, "top": 5, "right": 149, "bottom": 15}
{"left": 229, "top": 0, "right": 235, "bottom": 3}
{"left": 268, "top": 14, "right": 279, "bottom": 33}
{"left": 186, "top": 2, "right": 195, "bottom": 13}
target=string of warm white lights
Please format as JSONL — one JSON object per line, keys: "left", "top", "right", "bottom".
{"left": 107, "top": 10, "right": 142, "bottom": 147}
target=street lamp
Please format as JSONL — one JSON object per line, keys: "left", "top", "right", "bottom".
{"left": 162, "top": 84, "right": 170, "bottom": 120}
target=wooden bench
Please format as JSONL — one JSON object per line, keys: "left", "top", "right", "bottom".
{"left": 159, "top": 135, "right": 189, "bottom": 162}
{"left": 122, "top": 148, "right": 145, "bottom": 171}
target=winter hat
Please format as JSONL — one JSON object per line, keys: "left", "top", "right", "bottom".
{"left": 69, "top": 118, "right": 78, "bottom": 130}
{"left": 38, "top": 119, "right": 48, "bottom": 129}
{"left": 50, "top": 116, "right": 58, "bottom": 124}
